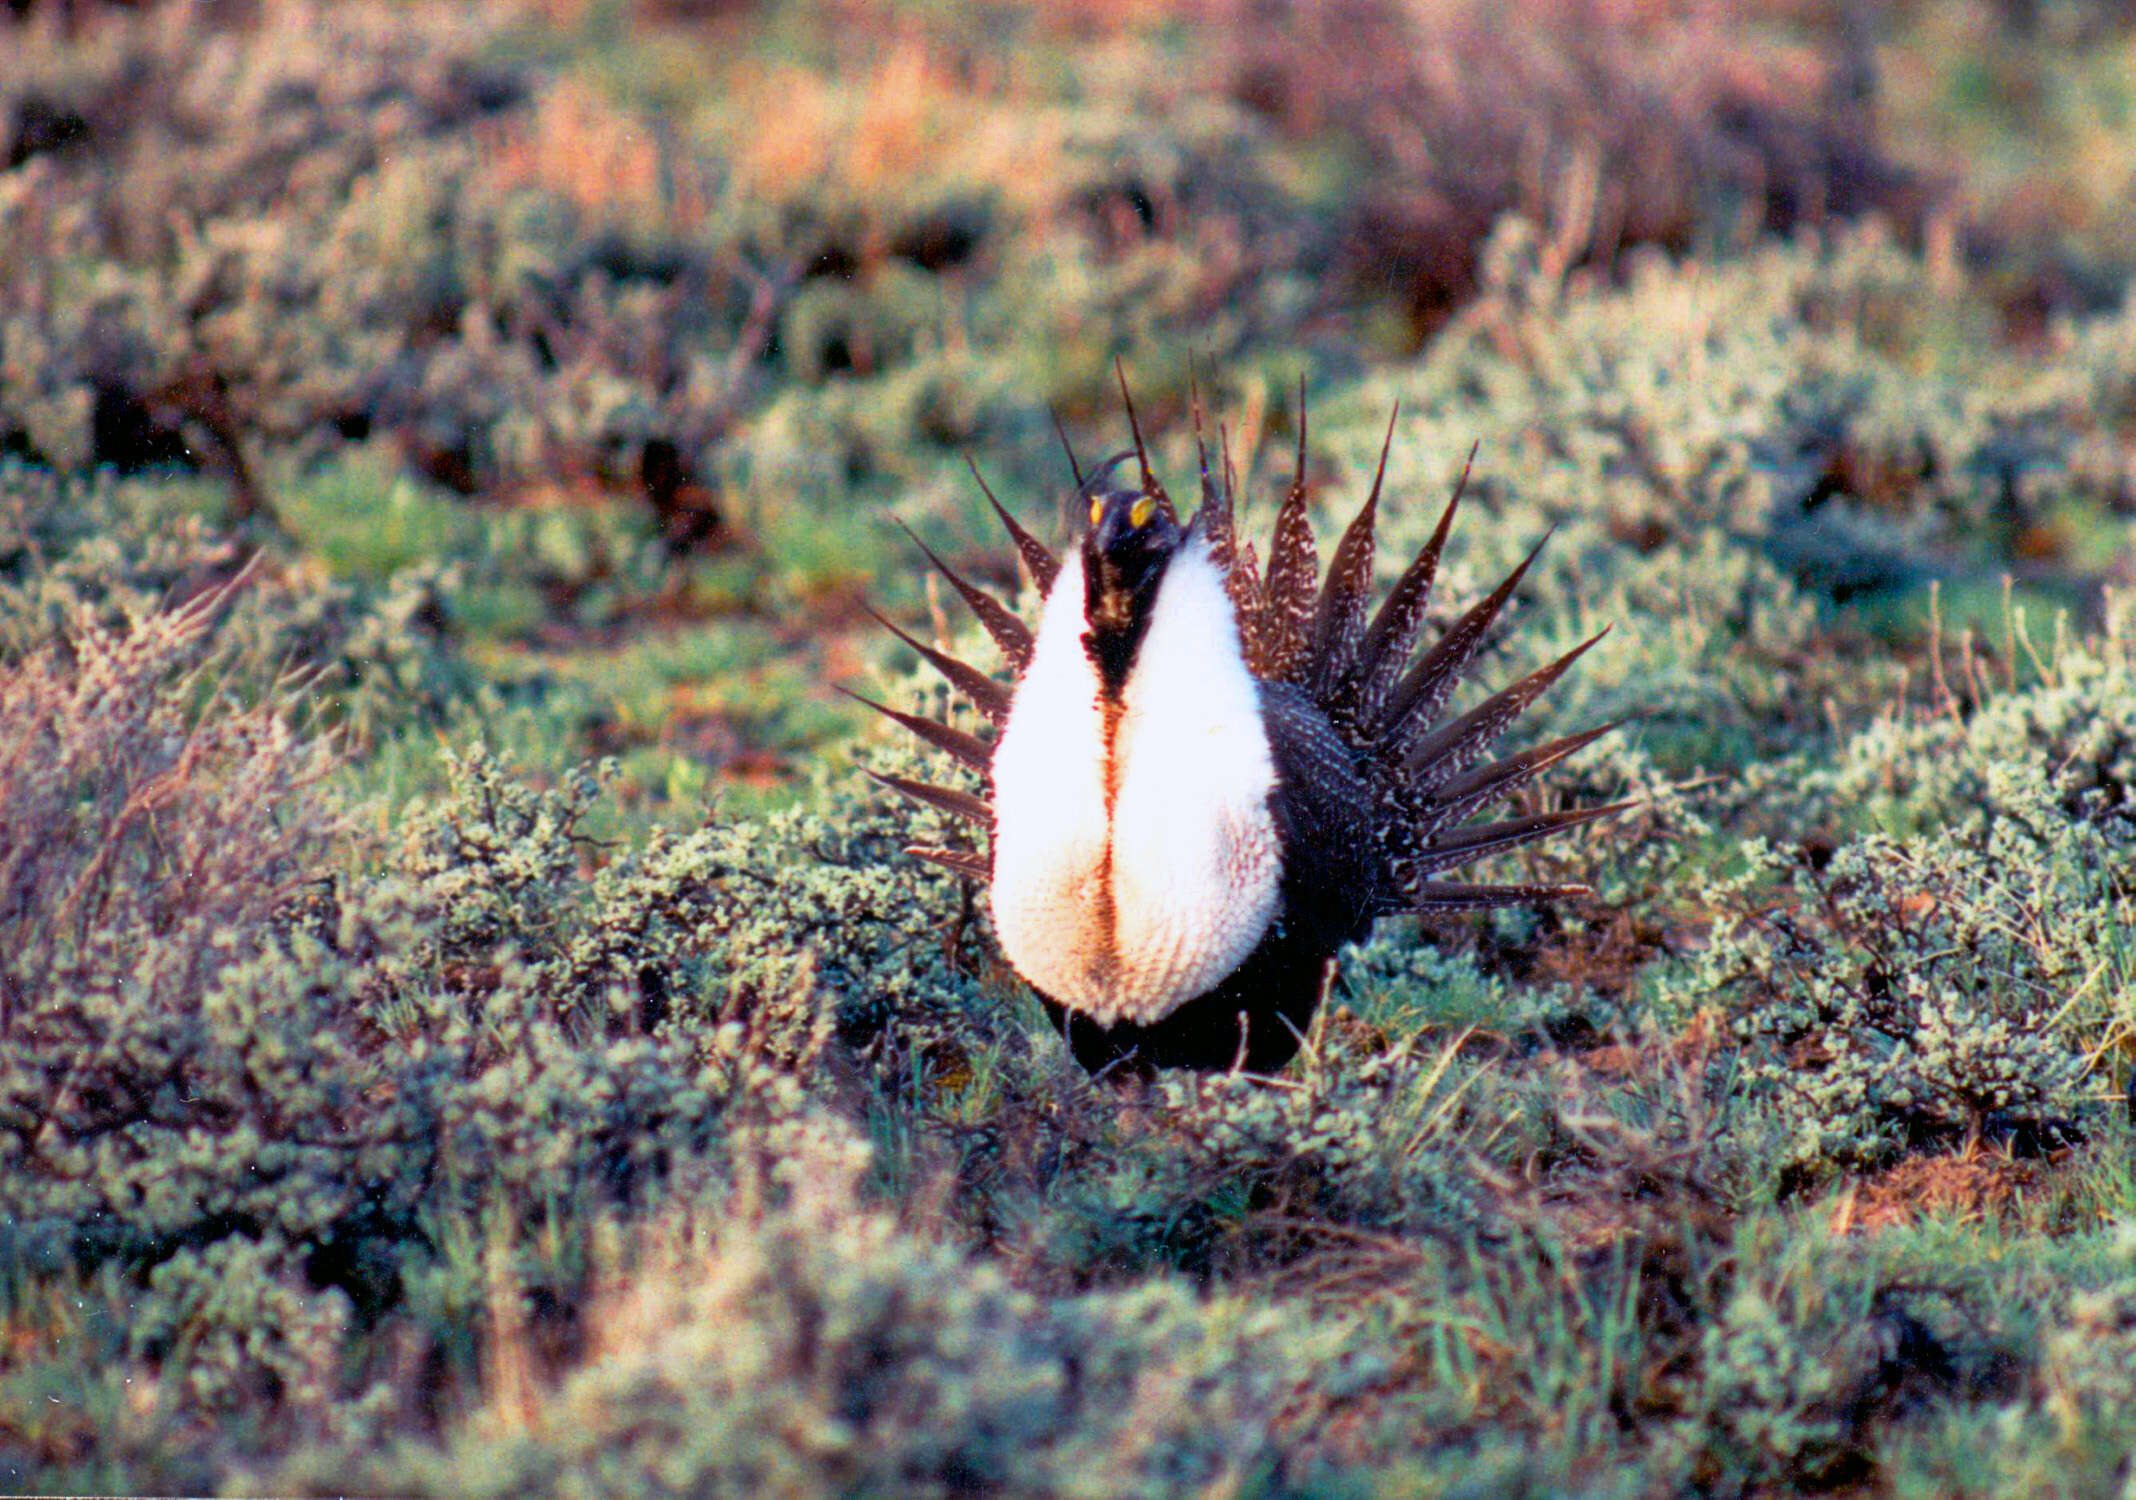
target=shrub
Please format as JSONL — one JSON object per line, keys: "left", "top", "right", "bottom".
{"left": 0, "top": 459, "right": 474, "bottom": 744}
{"left": 0, "top": 565, "right": 341, "bottom": 1044}
{"left": 0, "top": 600, "right": 743, "bottom": 1276}
{"left": 1670, "top": 597, "right": 2136, "bottom": 1178}
{"left": 269, "top": 1124, "right": 1314, "bottom": 1500}
{"left": 1780, "top": 590, "right": 2136, "bottom": 846}
{"left": 1019, "top": 1029, "right": 1510, "bottom": 1286}
{"left": 1694, "top": 818, "right": 2105, "bottom": 1178}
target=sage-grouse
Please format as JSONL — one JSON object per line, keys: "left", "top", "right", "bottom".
{"left": 857, "top": 391, "right": 1624, "bottom": 1074}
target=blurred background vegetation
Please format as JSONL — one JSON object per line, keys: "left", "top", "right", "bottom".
{"left": 3, "top": 0, "right": 2136, "bottom": 1493}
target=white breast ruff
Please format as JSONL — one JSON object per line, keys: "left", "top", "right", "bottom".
{"left": 987, "top": 553, "right": 1115, "bottom": 1006}
{"left": 988, "top": 537, "right": 1281, "bottom": 1026}
{"left": 1105, "top": 542, "right": 1283, "bottom": 1019}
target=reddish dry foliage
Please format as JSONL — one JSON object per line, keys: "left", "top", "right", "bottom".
{"left": 1828, "top": 1150, "right": 2064, "bottom": 1236}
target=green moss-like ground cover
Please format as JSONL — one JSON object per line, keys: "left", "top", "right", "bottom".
{"left": 5, "top": 1, "right": 2136, "bottom": 1492}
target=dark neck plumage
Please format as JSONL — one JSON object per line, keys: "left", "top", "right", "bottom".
{"left": 1081, "top": 547, "right": 1171, "bottom": 697}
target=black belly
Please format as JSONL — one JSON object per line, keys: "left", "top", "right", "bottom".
{"left": 1038, "top": 911, "right": 1362, "bottom": 1073}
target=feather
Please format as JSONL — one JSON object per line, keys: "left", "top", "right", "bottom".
{"left": 1347, "top": 445, "right": 1473, "bottom": 727}
{"left": 1115, "top": 359, "right": 1176, "bottom": 523}
{"left": 1398, "top": 629, "right": 1609, "bottom": 793}
{"left": 967, "top": 456, "right": 1058, "bottom": 594}
{"left": 865, "top": 770, "right": 993, "bottom": 827}
{"left": 1412, "top": 879, "right": 1592, "bottom": 911}
{"left": 1417, "top": 721, "right": 1620, "bottom": 836}
{"left": 907, "top": 843, "right": 990, "bottom": 879}
{"left": 835, "top": 687, "right": 993, "bottom": 772}
{"left": 861, "top": 605, "right": 1012, "bottom": 726}
{"left": 1189, "top": 378, "right": 1233, "bottom": 568}
{"left": 894, "top": 519, "right": 1033, "bottom": 673}
{"left": 1217, "top": 421, "right": 1262, "bottom": 630}
{"left": 1257, "top": 385, "right": 1320, "bottom": 681}
{"left": 1408, "top": 802, "right": 1631, "bottom": 879}
{"left": 1376, "top": 527, "right": 1553, "bottom": 748}
{"left": 1307, "top": 404, "right": 1396, "bottom": 698}
{"left": 1051, "top": 408, "right": 1085, "bottom": 487}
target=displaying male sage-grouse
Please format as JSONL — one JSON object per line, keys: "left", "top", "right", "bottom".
{"left": 855, "top": 388, "right": 1624, "bottom": 1074}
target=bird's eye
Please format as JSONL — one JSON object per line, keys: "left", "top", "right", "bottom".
{"left": 1089, "top": 496, "right": 1105, "bottom": 528}
{"left": 1129, "top": 496, "right": 1156, "bottom": 529}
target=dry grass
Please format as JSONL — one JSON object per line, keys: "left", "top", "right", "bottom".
{"left": 475, "top": 80, "right": 713, "bottom": 232}
{"left": 0, "top": 561, "right": 341, "bottom": 1026}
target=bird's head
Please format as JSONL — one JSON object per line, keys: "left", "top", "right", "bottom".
{"left": 1079, "top": 464, "right": 1181, "bottom": 689}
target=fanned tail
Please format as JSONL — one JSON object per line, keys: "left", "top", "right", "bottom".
{"left": 858, "top": 384, "right": 1626, "bottom": 949}
{"left": 1221, "top": 403, "right": 1620, "bottom": 911}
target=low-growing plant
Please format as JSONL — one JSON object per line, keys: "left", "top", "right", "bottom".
{"left": 266, "top": 1122, "right": 1318, "bottom": 1500}
{"left": 1696, "top": 818, "right": 2107, "bottom": 1179}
